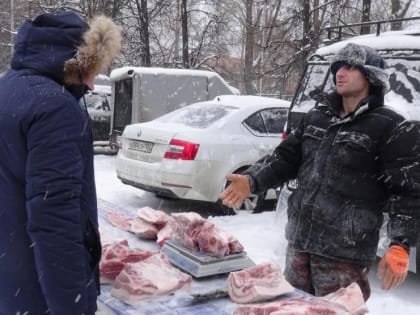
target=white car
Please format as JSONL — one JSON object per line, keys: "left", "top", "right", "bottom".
{"left": 116, "top": 95, "right": 290, "bottom": 213}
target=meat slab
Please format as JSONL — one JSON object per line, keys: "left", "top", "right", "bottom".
{"left": 130, "top": 217, "right": 158, "bottom": 239}
{"left": 233, "top": 282, "right": 368, "bottom": 315}
{"left": 196, "top": 221, "right": 244, "bottom": 257}
{"left": 156, "top": 216, "right": 177, "bottom": 247}
{"left": 171, "top": 212, "right": 245, "bottom": 257}
{"left": 100, "top": 240, "right": 130, "bottom": 283}
{"left": 110, "top": 252, "right": 192, "bottom": 304}
{"left": 99, "top": 240, "right": 154, "bottom": 283}
{"left": 104, "top": 210, "right": 133, "bottom": 232}
{"left": 137, "top": 206, "right": 170, "bottom": 229}
{"left": 228, "top": 263, "right": 294, "bottom": 304}
{"left": 105, "top": 209, "right": 245, "bottom": 257}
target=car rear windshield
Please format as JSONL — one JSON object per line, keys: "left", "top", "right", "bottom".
{"left": 155, "top": 104, "right": 238, "bottom": 128}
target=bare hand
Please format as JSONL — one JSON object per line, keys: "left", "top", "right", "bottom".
{"left": 219, "top": 174, "right": 251, "bottom": 208}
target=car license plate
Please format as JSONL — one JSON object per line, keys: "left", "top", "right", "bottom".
{"left": 128, "top": 139, "right": 153, "bottom": 153}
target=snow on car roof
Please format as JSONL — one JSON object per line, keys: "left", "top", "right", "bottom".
{"left": 213, "top": 95, "right": 290, "bottom": 108}
{"left": 111, "top": 66, "right": 225, "bottom": 81}
{"left": 315, "top": 31, "right": 420, "bottom": 57}
{"left": 109, "top": 66, "right": 240, "bottom": 94}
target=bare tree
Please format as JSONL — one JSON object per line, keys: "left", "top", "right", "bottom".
{"left": 360, "top": 0, "right": 371, "bottom": 34}
{"left": 391, "top": 0, "right": 412, "bottom": 30}
{"left": 78, "top": 0, "right": 125, "bottom": 18}
{"left": 136, "top": 0, "right": 151, "bottom": 66}
{"left": 181, "top": 0, "right": 189, "bottom": 68}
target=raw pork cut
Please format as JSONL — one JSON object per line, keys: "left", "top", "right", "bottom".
{"left": 170, "top": 212, "right": 244, "bottom": 257}
{"left": 99, "top": 240, "right": 154, "bottom": 283}
{"left": 104, "top": 210, "right": 133, "bottom": 232}
{"left": 172, "top": 212, "right": 207, "bottom": 250}
{"left": 228, "top": 263, "right": 294, "bottom": 304}
{"left": 136, "top": 207, "right": 169, "bottom": 229}
{"left": 156, "top": 216, "right": 177, "bottom": 247}
{"left": 100, "top": 240, "right": 130, "bottom": 283}
{"left": 130, "top": 217, "right": 158, "bottom": 239}
{"left": 233, "top": 282, "right": 368, "bottom": 315}
{"left": 323, "top": 283, "right": 368, "bottom": 315}
{"left": 111, "top": 252, "right": 192, "bottom": 304}
{"left": 196, "top": 221, "right": 244, "bottom": 257}
{"left": 235, "top": 297, "right": 351, "bottom": 315}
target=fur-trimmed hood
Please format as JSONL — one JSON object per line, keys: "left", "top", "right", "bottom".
{"left": 11, "top": 12, "right": 121, "bottom": 86}
{"left": 64, "top": 15, "right": 121, "bottom": 85}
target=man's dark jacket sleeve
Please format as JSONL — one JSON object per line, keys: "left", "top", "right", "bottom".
{"left": 380, "top": 120, "right": 420, "bottom": 249}
{"left": 244, "top": 122, "right": 304, "bottom": 193}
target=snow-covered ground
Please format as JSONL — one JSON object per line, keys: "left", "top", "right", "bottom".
{"left": 94, "top": 154, "right": 420, "bottom": 315}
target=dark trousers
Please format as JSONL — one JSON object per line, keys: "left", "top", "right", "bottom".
{"left": 284, "top": 244, "right": 371, "bottom": 301}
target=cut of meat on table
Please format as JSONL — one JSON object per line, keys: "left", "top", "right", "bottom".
{"left": 322, "top": 283, "right": 368, "bottom": 315}
{"left": 130, "top": 217, "right": 158, "bottom": 239}
{"left": 136, "top": 207, "right": 170, "bottom": 229}
{"left": 104, "top": 210, "right": 133, "bottom": 232}
{"left": 124, "top": 248, "right": 155, "bottom": 263}
{"left": 196, "top": 221, "right": 244, "bottom": 257}
{"left": 105, "top": 209, "right": 245, "bottom": 257}
{"left": 100, "top": 240, "right": 130, "bottom": 283}
{"left": 172, "top": 212, "right": 207, "bottom": 251}
{"left": 110, "top": 252, "right": 192, "bottom": 305}
{"left": 170, "top": 212, "right": 245, "bottom": 257}
{"left": 156, "top": 216, "right": 177, "bottom": 247}
{"left": 227, "top": 263, "right": 294, "bottom": 304}
{"left": 99, "top": 240, "right": 154, "bottom": 283}
{"left": 233, "top": 282, "right": 368, "bottom": 315}
{"left": 234, "top": 297, "right": 352, "bottom": 315}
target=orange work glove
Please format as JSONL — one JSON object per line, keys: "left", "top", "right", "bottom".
{"left": 377, "top": 245, "right": 409, "bottom": 290}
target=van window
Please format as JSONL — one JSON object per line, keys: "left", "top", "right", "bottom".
{"left": 113, "top": 78, "right": 133, "bottom": 131}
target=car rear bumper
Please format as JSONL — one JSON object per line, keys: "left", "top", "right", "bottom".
{"left": 115, "top": 152, "right": 223, "bottom": 202}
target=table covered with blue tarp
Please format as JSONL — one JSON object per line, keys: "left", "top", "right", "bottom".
{"left": 97, "top": 199, "right": 307, "bottom": 315}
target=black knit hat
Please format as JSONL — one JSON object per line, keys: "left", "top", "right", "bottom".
{"left": 330, "top": 43, "right": 389, "bottom": 94}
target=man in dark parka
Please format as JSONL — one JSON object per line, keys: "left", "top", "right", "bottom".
{"left": 220, "top": 43, "right": 420, "bottom": 301}
{"left": 0, "top": 12, "right": 120, "bottom": 314}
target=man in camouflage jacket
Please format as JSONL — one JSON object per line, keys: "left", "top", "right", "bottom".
{"left": 220, "top": 43, "right": 420, "bottom": 301}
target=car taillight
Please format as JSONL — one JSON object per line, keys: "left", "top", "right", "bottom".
{"left": 164, "top": 139, "right": 199, "bottom": 160}
{"left": 281, "top": 131, "right": 288, "bottom": 140}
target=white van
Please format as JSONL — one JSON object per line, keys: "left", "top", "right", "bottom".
{"left": 109, "top": 67, "right": 239, "bottom": 148}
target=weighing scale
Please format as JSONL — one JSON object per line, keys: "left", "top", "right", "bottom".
{"left": 161, "top": 240, "right": 255, "bottom": 278}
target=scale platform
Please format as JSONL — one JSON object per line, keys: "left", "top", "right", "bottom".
{"left": 161, "top": 240, "right": 255, "bottom": 278}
